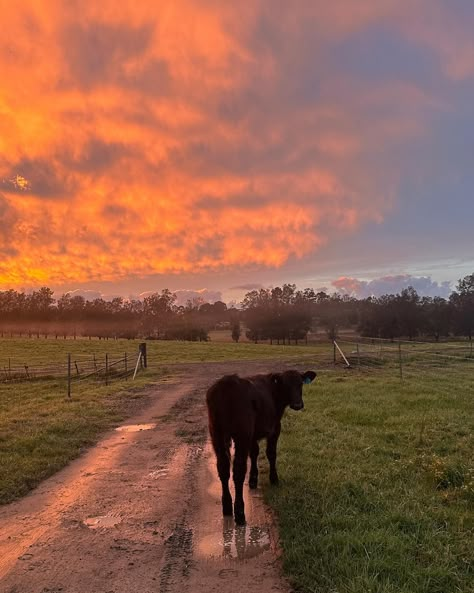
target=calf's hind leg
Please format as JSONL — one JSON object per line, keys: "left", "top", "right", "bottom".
{"left": 266, "top": 422, "right": 281, "bottom": 485}
{"left": 249, "top": 440, "right": 259, "bottom": 489}
{"left": 233, "top": 439, "right": 250, "bottom": 525}
{"left": 216, "top": 444, "right": 232, "bottom": 516}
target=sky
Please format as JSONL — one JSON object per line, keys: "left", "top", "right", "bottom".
{"left": 1, "top": 0, "right": 473, "bottom": 304}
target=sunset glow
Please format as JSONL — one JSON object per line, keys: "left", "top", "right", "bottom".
{"left": 1, "top": 1, "right": 473, "bottom": 298}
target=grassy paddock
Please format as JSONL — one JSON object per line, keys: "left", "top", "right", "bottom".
{"left": 0, "top": 337, "right": 328, "bottom": 505}
{"left": 0, "top": 372, "right": 164, "bottom": 505}
{"left": 265, "top": 366, "right": 474, "bottom": 593}
{"left": 0, "top": 337, "right": 328, "bottom": 367}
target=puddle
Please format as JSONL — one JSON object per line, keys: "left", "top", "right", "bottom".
{"left": 115, "top": 423, "right": 156, "bottom": 433}
{"left": 148, "top": 469, "right": 169, "bottom": 479}
{"left": 198, "top": 521, "right": 270, "bottom": 560}
{"left": 83, "top": 515, "right": 122, "bottom": 529}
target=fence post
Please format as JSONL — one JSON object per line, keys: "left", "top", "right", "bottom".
{"left": 67, "top": 353, "right": 71, "bottom": 398}
{"left": 334, "top": 340, "right": 351, "bottom": 368}
{"left": 105, "top": 354, "right": 109, "bottom": 386}
{"left": 398, "top": 341, "right": 403, "bottom": 380}
{"left": 133, "top": 351, "right": 142, "bottom": 380}
{"left": 139, "top": 343, "right": 147, "bottom": 368}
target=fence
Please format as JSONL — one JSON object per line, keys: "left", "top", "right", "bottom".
{"left": 333, "top": 337, "right": 474, "bottom": 382}
{"left": 1, "top": 343, "right": 148, "bottom": 398}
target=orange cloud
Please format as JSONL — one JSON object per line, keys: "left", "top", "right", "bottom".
{"left": 0, "top": 1, "right": 466, "bottom": 288}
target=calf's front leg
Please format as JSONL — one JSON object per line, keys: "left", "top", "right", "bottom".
{"left": 266, "top": 422, "right": 281, "bottom": 485}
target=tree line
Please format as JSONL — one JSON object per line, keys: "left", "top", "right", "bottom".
{"left": 0, "top": 274, "right": 472, "bottom": 342}
{"left": 242, "top": 275, "right": 473, "bottom": 343}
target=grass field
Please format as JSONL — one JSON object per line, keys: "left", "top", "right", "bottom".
{"left": 2, "top": 336, "right": 473, "bottom": 593}
{"left": 265, "top": 364, "right": 474, "bottom": 593}
{"left": 0, "top": 372, "right": 165, "bottom": 505}
{"left": 0, "top": 337, "right": 328, "bottom": 505}
{"left": 0, "top": 336, "right": 327, "bottom": 367}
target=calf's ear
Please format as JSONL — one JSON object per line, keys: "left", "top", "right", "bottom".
{"left": 302, "top": 370, "right": 317, "bottom": 384}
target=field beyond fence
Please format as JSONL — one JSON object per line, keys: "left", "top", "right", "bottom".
{"left": 266, "top": 343, "right": 474, "bottom": 593}
{"left": 334, "top": 336, "right": 474, "bottom": 384}
{"left": 0, "top": 342, "right": 147, "bottom": 398}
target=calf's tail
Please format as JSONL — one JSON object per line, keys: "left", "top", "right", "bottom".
{"left": 206, "top": 375, "right": 239, "bottom": 455}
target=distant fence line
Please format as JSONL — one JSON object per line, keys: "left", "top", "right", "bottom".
{"left": 0, "top": 330, "right": 130, "bottom": 340}
{"left": 333, "top": 337, "right": 473, "bottom": 381}
{"left": 1, "top": 343, "right": 148, "bottom": 398}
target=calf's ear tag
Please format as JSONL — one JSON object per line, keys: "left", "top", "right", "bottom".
{"left": 303, "top": 377, "right": 312, "bottom": 384}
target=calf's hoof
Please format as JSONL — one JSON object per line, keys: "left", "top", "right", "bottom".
{"left": 249, "top": 475, "right": 258, "bottom": 489}
{"left": 234, "top": 511, "right": 246, "bottom": 526}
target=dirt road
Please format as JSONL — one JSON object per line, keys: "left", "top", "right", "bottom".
{"left": 0, "top": 362, "right": 297, "bottom": 593}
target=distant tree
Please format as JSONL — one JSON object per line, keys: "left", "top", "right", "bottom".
{"left": 231, "top": 321, "right": 241, "bottom": 343}
{"left": 396, "top": 287, "right": 422, "bottom": 340}
{"left": 142, "top": 289, "right": 177, "bottom": 337}
{"left": 421, "top": 296, "right": 452, "bottom": 341}
{"left": 450, "top": 273, "right": 474, "bottom": 341}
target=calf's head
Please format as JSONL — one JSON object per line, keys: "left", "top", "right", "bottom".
{"left": 272, "top": 370, "right": 317, "bottom": 410}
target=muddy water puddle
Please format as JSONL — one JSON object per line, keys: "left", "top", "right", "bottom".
{"left": 148, "top": 468, "right": 169, "bottom": 479}
{"left": 83, "top": 515, "right": 122, "bottom": 529}
{"left": 198, "top": 520, "right": 271, "bottom": 560}
{"left": 115, "top": 423, "right": 156, "bottom": 433}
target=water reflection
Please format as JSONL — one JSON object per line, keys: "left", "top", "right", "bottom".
{"left": 115, "top": 423, "right": 156, "bottom": 433}
{"left": 83, "top": 515, "right": 121, "bottom": 529}
{"left": 199, "top": 518, "right": 270, "bottom": 560}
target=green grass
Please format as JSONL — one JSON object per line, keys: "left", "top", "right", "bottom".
{"left": 0, "top": 337, "right": 327, "bottom": 505}
{"left": 265, "top": 366, "right": 474, "bottom": 593}
{"left": 0, "top": 336, "right": 327, "bottom": 368}
{"left": 0, "top": 372, "right": 163, "bottom": 504}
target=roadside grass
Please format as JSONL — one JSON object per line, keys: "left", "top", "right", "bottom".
{"left": 0, "top": 372, "right": 162, "bottom": 505}
{"left": 265, "top": 367, "right": 474, "bottom": 593}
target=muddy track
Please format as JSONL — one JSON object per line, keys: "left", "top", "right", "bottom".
{"left": 0, "top": 360, "right": 307, "bottom": 593}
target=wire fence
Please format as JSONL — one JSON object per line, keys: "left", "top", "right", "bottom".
{"left": 333, "top": 337, "right": 474, "bottom": 383}
{"left": 0, "top": 343, "right": 148, "bottom": 397}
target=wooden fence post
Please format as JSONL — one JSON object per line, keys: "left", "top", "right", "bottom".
{"left": 398, "top": 341, "right": 403, "bottom": 380}
{"left": 133, "top": 351, "right": 142, "bottom": 380}
{"left": 139, "top": 343, "right": 147, "bottom": 368}
{"left": 334, "top": 341, "right": 351, "bottom": 367}
{"left": 67, "top": 354, "right": 71, "bottom": 398}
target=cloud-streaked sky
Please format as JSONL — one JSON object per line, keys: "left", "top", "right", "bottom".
{"left": 1, "top": 1, "right": 473, "bottom": 302}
